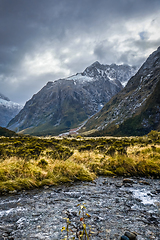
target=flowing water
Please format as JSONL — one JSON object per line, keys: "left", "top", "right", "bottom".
{"left": 0, "top": 177, "right": 160, "bottom": 239}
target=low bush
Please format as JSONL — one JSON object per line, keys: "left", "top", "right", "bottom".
{"left": 0, "top": 134, "right": 159, "bottom": 193}
{"left": 52, "top": 160, "right": 96, "bottom": 182}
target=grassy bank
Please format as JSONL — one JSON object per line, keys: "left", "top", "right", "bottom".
{"left": 0, "top": 130, "right": 160, "bottom": 193}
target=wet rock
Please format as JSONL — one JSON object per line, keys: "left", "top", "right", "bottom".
{"left": 139, "top": 180, "right": 150, "bottom": 185}
{"left": 151, "top": 190, "right": 157, "bottom": 195}
{"left": 123, "top": 183, "right": 133, "bottom": 187}
{"left": 93, "top": 216, "right": 104, "bottom": 221}
{"left": 9, "top": 190, "right": 17, "bottom": 194}
{"left": 156, "top": 188, "right": 160, "bottom": 193}
{"left": 123, "top": 178, "right": 135, "bottom": 184}
{"left": 92, "top": 180, "right": 97, "bottom": 184}
{"left": 0, "top": 224, "right": 16, "bottom": 234}
{"left": 54, "top": 188, "right": 61, "bottom": 193}
{"left": 115, "top": 183, "right": 122, "bottom": 188}
{"left": 102, "top": 180, "right": 108, "bottom": 185}
{"left": 147, "top": 216, "right": 159, "bottom": 225}
{"left": 0, "top": 177, "right": 159, "bottom": 239}
{"left": 115, "top": 198, "right": 120, "bottom": 203}
{"left": 121, "top": 235, "right": 129, "bottom": 240}
{"left": 124, "top": 231, "right": 137, "bottom": 240}
{"left": 64, "top": 191, "right": 81, "bottom": 198}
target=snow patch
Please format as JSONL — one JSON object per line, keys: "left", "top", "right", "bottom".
{"left": 0, "top": 99, "right": 23, "bottom": 110}
{"left": 66, "top": 73, "right": 93, "bottom": 83}
{"left": 122, "top": 81, "right": 128, "bottom": 87}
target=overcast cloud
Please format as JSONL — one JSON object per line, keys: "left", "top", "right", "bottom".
{"left": 0, "top": 0, "right": 160, "bottom": 104}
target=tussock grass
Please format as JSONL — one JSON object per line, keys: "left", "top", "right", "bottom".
{"left": 0, "top": 132, "right": 160, "bottom": 193}
{"left": 0, "top": 157, "right": 95, "bottom": 193}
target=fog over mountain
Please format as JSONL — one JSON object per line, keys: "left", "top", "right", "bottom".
{"left": 0, "top": 93, "right": 23, "bottom": 127}
{"left": 0, "top": 0, "right": 160, "bottom": 104}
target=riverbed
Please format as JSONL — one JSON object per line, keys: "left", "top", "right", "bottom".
{"left": 0, "top": 177, "right": 160, "bottom": 239}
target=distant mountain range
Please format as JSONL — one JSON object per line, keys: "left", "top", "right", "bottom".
{"left": 0, "top": 93, "right": 23, "bottom": 127}
{"left": 7, "top": 62, "right": 137, "bottom": 136}
{"left": 82, "top": 46, "right": 160, "bottom": 136}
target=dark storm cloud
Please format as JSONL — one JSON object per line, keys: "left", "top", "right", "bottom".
{"left": 0, "top": 0, "right": 160, "bottom": 103}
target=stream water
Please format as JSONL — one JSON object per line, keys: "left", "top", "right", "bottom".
{"left": 0, "top": 177, "right": 160, "bottom": 240}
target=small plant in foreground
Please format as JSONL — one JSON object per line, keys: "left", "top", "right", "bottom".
{"left": 61, "top": 203, "right": 94, "bottom": 240}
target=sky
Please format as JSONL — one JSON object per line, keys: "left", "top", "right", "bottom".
{"left": 0, "top": 0, "right": 160, "bottom": 104}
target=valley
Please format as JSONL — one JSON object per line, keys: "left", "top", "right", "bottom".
{"left": 0, "top": 176, "right": 159, "bottom": 239}
{"left": 1, "top": 2, "right": 160, "bottom": 240}
{"left": 7, "top": 62, "right": 136, "bottom": 136}
{"left": 0, "top": 132, "right": 160, "bottom": 239}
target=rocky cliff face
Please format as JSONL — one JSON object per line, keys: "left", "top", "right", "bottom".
{"left": 83, "top": 61, "right": 137, "bottom": 87}
{"left": 7, "top": 62, "right": 136, "bottom": 136}
{"left": 83, "top": 47, "right": 160, "bottom": 136}
{"left": 0, "top": 93, "right": 23, "bottom": 127}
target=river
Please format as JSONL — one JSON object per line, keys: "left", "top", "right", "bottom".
{"left": 0, "top": 177, "right": 160, "bottom": 239}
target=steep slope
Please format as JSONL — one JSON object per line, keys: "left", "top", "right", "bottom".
{"left": 0, "top": 93, "right": 23, "bottom": 127}
{"left": 83, "top": 61, "right": 137, "bottom": 87}
{"left": 83, "top": 46, "right": 160, "bottom": 136}
{"left": 0, "top": 93, "right": 10, "bottom": 101}
{"left": 8, "top": 62, "right": 136, "bottom": 136}
{"left": 0, "top": 126, "right": 17, "bottom": 137}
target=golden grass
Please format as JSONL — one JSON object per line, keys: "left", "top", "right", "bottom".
{"left": 0, "top": 156, "right": 96, "bottom": 193}
{"left": 0, "top": 136, "right": 160, "bottom": 194}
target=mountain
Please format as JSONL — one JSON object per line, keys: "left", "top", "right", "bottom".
{"left": 83, "top": 61, "right": 137, "bottom": 87}
{"left": 7, "top": 62, "right": 137, "bottom": 136}
{"left": 0, "top": 93, "right": 10, "bottom": 101}
{"left": 0, "top": 93, "right": 23, "bottom": 127}
{"left": 82, "top": 46, "right": 160, "bottom": 136}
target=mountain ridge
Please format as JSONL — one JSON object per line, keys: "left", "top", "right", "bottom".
{"left": 7, "top": 62, "right": 137, "bottom": 136}
{"left": 0, "top": 93, "right": 23, "bottom": 127}
{"left": 82, "top": 46, "right": 160, "bottom": 136}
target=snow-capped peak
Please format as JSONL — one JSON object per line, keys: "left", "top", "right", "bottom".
{"left": 0, "top": 98, "right": 23, "bottom": 110}
{"left": 0, "top": 92, "right": 10, "bottom": 101}
{"left": 66, "top": 73, "right": 94, "bottom": 83}
{"left": 0, "top": 93, "right": 23, "bottom": 127}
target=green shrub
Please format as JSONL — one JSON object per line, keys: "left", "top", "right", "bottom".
{"left": 38, "top": 159, "right": 48, "bottom": 168}
{"left": 96, "top": 145, "right": 106, "bottom": 152}
{"left": 52, "top": 160, "right": 95, "bottom": 182}
{"left": 106, "top": 146, "right": 116, "bottom": 157}
{"left": 78, "top": 144, "right": 92, "bottom": 152}
{"left": 148, "top": 130, "right": 159, "bottom": 141}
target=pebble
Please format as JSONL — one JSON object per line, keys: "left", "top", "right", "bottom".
{"left": 121, "top": 236, "right": 130, "bottom": 240}
{"left": 139, "top": 180, "right": 150, "bottom": 185}
{"left": 43, "top": 185, "right": 49, "bottom": 189}
{"left": 0, "top": 224, "right": 16, "bottom": 234}
{"left": 0, "top": 177, "right": 159, "bottom": 239}
{"left": 9, "top": 190, "right": 17, "bottom": 194}
{"left": 115, "top": 183, "right": 122, "bottom": 188}
{"left": 124, "top": 231, "right": 137, "bottom": 240}
{"left": 123, "top": 178, "right": 135, "bottom": 184}
{"left": 156, "top": 188, "right": 160, "bottom": 193}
